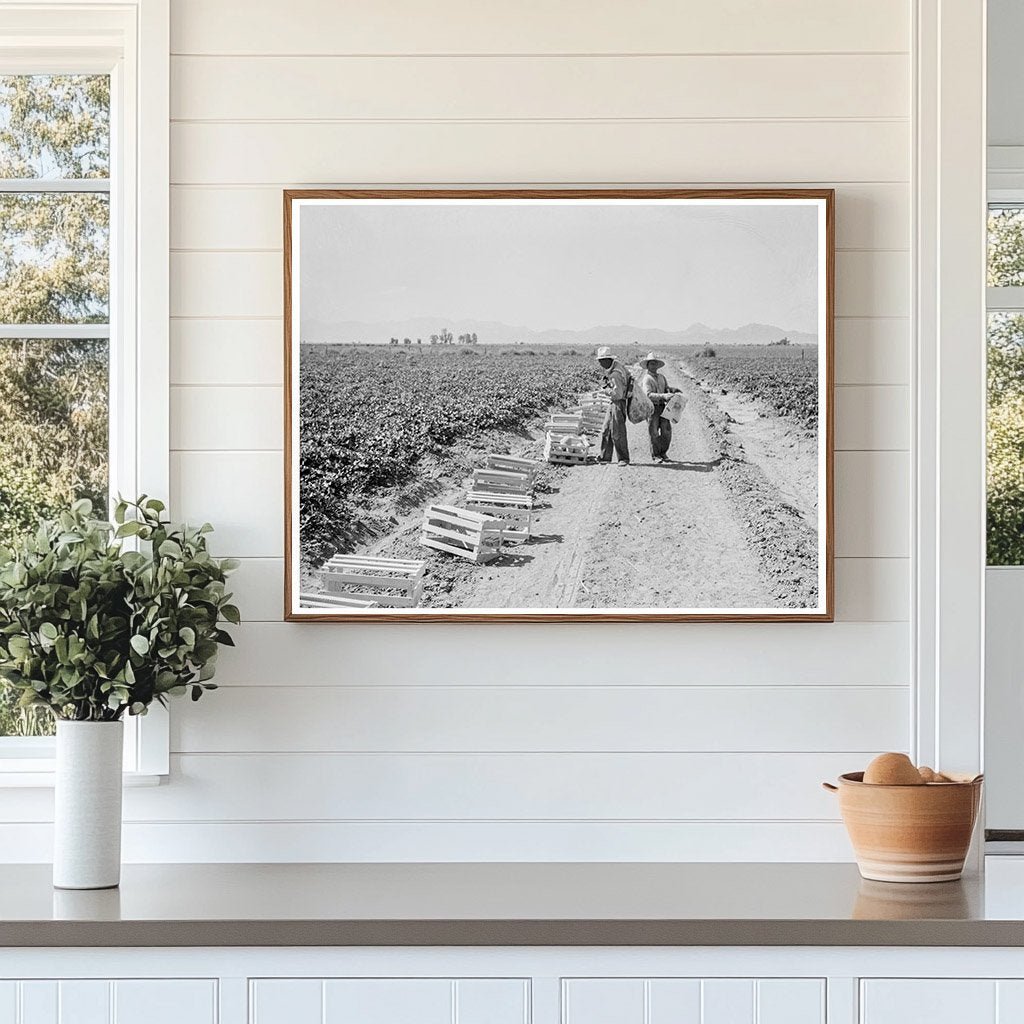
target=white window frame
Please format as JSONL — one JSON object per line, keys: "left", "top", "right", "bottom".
{"left": 0, "top": 0, "right": 169, "bottom": 784}
{"left": 914, "top": 0, "right": 987, "bottom": 820}
{"left": 983, "top": 184, "right": 1024, "bottom": 839}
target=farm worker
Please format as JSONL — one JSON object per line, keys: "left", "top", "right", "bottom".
{"left": 639, "top": 352, "right": 681, "bottom": 463}
{"left": 595, "top": 346, "right": 630, "bottom": 466}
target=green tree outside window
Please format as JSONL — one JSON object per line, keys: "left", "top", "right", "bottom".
{"left": 0, "top": 75, "right": 110, "bottom": 736}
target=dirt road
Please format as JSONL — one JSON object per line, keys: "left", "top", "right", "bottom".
{"left": 351, "top": 356, "right": 818, "bottom": 612}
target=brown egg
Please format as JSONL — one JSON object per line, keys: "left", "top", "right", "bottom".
{"left": 863, "top": 752, "right": 925, "bottom": 786}
{"left": 918, "top": 766, "right": 938, "bottom": 783}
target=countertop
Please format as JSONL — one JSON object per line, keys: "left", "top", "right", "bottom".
{"left": 5, "top": 861, "right": 1024, "bottom": 947}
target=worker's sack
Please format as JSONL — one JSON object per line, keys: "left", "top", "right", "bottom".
{"left": 627, "top": 381, "right": 653, "bottom": 423}
{"left": 661, "top": 392, "right": 687, "bottom": 424}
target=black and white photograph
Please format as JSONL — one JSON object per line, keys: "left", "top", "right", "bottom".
{"left": 285, "top": 190, "right": 833, "bottom": 621}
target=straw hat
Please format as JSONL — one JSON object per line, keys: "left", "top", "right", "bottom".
{"left": 595, "top": 346, "right": 615, "bottom": 361}
{"left": 640, "top": 352, "right": 665, "bottom": 370}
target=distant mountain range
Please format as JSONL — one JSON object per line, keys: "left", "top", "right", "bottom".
{"left": 301, "top": 317, "right": 817, "bottom": 348}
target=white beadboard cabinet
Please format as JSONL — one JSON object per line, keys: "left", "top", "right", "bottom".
{"left": 561, "top": 978, "right": 825, "bottom": 1024}
{"left": 6, "top": 949, "right": 1024, "bottom": 1024}
{"left": 860, "top": 980, "right": 1024, "bottom": 1023}
{"left": 0, "top": 979, "right": 217, "bottom": 1024}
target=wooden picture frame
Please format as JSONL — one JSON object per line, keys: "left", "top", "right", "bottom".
{"left": 284, "top": 188, "right": 834, "bottom": 622}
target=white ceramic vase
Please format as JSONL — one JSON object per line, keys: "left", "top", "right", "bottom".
{"left": 53, "top": 720, "right": 124, "bottom": 890}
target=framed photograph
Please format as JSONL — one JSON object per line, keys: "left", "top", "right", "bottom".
{"left": 284, "top": 189, "right": 834, "bottom": 622}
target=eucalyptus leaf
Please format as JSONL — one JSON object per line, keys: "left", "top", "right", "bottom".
{"left": 0, "top": 496, "right": 238, "bottom": 722}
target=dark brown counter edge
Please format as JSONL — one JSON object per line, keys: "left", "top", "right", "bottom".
{"left": 4, "top": 919, "right": 1024, "bottom": 948}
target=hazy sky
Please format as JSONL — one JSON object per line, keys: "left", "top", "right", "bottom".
{"left": 299, "top": 200, "right": 821, "bottom": 334}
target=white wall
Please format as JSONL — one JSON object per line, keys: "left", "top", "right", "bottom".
{"left": 6, "top": 0, "right": 915, "bottom": 861}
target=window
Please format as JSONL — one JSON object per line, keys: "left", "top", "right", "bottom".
{"left": 987, "top": 205, "right": 1024, "bottom": 565}
{"left": 0, "top": 74, "right": 111, "bottom": 738}
{"left": 0, "top": 3, "right": 169, "bottom": 778}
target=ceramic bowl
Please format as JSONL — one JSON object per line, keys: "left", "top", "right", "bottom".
{"left": 823, "top": 772, "right": 983, "bottom": 883}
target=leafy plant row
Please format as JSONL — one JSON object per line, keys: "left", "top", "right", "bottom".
{"left": 689, "top": 351, "right": 819, "bottom": 429}
{"left": 298, "top": 346, "right": 594, "bottom": 566}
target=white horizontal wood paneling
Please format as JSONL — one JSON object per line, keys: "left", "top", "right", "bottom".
{"left": 171, "top": 386, "right": 281, "bottom": 450}
{"left": 836, "top": 251, "right": 909, "bottom": 318}
{"left": 225, "top": 556, "right": 909, "bottom": 623}
{"left": 171, "top": 252, "right": 280, "bottom": 317}
{"left": 562, "top": 979, "right": 825, "bottom": 1024}
{"left": 171, "top": 684, "right": 909, "bottom": 753}
{"left": 113, "top": 752, "right": 864, "bottom": 821}
{"left": 168, "top": 383, "right": 904, "bottom": 453}
{"left": 0, "top": 820, "right": 854, "bottom": 863}
{"left": 170, "top": 183, "right": 909, "bottom": 251}
{"left": 170, "top": 121, "right": 909, "bottom": 186}
{"left": 171, "top": 55, "right": 909, "bottom": 121}
{"left": 834, "top": 452, "right": 910, "bottom": 558}
{"left": 170, "top": 451, "right": 282, "bottom": 557}
{"left": 833, "top": 558, "right": 909, "bottom": 621}
{"left": 834, "top": 386, "right": 909, "bottom": 450}
{"left": 209, "top": 622, "right": 909, "bottom": 687}
{"left": 170, "top": 0, "right": 910, "bottom": 55}
{"left": 102, "top": 0, "right": 917, "bottom": 864}
{"left": 834, "top": 319, "right": 909, "bottom": 386}
{"left": 170, "top": 319, "right": 281, "bottom": 386}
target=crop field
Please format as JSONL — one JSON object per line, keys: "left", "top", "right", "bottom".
{"left": 299, "top": 344, "right": 594, "bottom": 565}
{"left": 682, "top": 344, "right": 818, "bottom": 429}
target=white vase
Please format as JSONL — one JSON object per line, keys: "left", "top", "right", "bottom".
{"left": 53, "top": 720, "right": 124, "bottom": 890}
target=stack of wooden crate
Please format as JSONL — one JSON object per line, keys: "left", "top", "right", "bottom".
{"left": 579, "top": 393, "right": 611, "bottom": 438}
{"left": 420, "top": 504, "right": 505, "bottom": 563}
{"left": 319, "top": 554, "right": 427, "bottom": 608}
{"left": 463, "top": 456, "right": 541, "bottom": 542}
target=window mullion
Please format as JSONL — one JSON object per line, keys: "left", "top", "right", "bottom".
{"left": 0, "top": 178, "right": 110, "bottom": 193}
{"left": 0, "top": 324, "right": 111, "bottom": 339}
{"left": 987, "top": 286, "right": 1024, "bottom": 312}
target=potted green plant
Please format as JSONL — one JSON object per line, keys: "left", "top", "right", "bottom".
{"left": 0, "top": 497, "right": 239, "bottom": 889}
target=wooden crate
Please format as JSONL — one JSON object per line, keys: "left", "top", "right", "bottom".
{"left": 543, "top": 412, "right": 583, "bottom": 435}
{"left": 482, "top": 453, "right": 542, "bottom": 481}
{"left": 420, "top": 504, "right": 505, "bottom": 564}
{"left": 466, "top": 488, "right": 534, "bottom": 509}
{"left": 471, "top": 467, "right": 533, "bottom": 497}
{"left": 320, "top": 555, "right": 426, "bottom": 608}
{"left": 544, "top": 432, "right": 593, "bottom": 465}
{"left": 580, "top": 405, "right": 610, "bottom": 436}
{"left": 299, "top": 592, "right": 378, "bottom": 611}
{"left": 464, "top": 494, "right": 533, "bottom": 542}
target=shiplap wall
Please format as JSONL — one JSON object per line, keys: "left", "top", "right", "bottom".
{"left": 4, "top": 0, "right": 915, "bottom": 861}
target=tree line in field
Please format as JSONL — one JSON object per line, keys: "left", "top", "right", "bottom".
{"left": 386, "top": 330, "right": 479, "bottom": 346}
